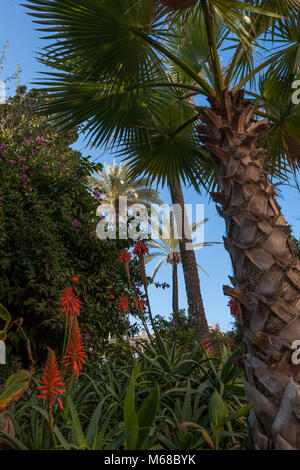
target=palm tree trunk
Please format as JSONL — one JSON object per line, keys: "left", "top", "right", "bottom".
{"left": 169, "top": 179, "right": 209, "bottom": 338}
{"left": 198, "top": 89, "right": 300, "bottom": 450}
{"left": 114, "top": 199, "right": 119, "bottom": 230}
{"left": 172, "top": 261, "right": 179, "bottom": 313}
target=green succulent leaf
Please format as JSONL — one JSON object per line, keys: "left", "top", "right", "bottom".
{"left": 0, "top": 370, "right": 31, "bottom": 412}
{"left": 209, "top": 389, "right": 227, "bottom": 426}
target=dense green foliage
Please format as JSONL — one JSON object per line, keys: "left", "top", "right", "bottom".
{"left": 0, "top": 88, "right": 144, "bottom": 364}
{"left": 1, "top": 331, "right": 250, "bottom": 450}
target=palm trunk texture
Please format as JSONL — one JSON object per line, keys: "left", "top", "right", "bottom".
{"left": 169, "top": 180, "right": 209, "bottom": 338}
{"left": 198, "top": 89, "right": 300, "bottom": 450}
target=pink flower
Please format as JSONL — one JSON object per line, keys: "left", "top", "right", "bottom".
{"left": 73, "top": 219, "right": 79, "bottom": 228}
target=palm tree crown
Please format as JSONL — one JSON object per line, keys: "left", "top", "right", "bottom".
{"left": 92, "top": 159, "right": 162, "bottom": 221}
{"left": 146, "top": 215, "right": 215, "bottom": 279}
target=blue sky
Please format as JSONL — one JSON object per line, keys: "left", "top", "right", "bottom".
{"left": 1, "top": 0, "right": 300, "bottom": 331}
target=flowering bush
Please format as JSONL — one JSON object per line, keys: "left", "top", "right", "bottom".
{"left": 0, "top": 87, "right": 144, "bottom": 364}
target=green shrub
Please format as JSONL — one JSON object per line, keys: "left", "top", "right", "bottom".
{"left": 0, "top": 87, "right": 143, "bottom": 364}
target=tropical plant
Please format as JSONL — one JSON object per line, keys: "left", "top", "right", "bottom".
{"left": 92, "top": 160, "right": 161, "bottom": 224}
{"left": 0, "top": 87, "right": 145, "bottom": 363}
{"left": 146, "top": 214, "right": 217, "bottom": 313}
{"left": 0, "top": 327, "right": 250, "bottom": 450}
{"left": 24, "top": 0, "right": 300, "bottom": 449}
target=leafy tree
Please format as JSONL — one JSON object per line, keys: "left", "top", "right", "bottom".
{"left": 24, "top": 0, "right": 300, "bottom": 448}
{"left": 0, "top": 87, "right": 143, "bottom": 365}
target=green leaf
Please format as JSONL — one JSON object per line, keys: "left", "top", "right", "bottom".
{"left": 178, "top": 422, "right": 215, "bottom": 449}
{"left": 137, "top": 383, "right": 159, "bottom": 450}
{"left": 86, "top": 398, "right": 108, "bottom": 448}
{"left": 0, "top": 370, "right": 31, "bottom": 412}
{"left": 67, "top": 396, "right": 87, "bottom": 449}
{"left": 225, "top": 403, "right": 256, "bottom": 423}
{"left": 0, "top": 303, "right": 11, "bottom": 341}
{"left": 124, "top": 361, "right": 142, "bottom": 450}
{"left": 208, "top": 389, "right": 227, "bottom": 426}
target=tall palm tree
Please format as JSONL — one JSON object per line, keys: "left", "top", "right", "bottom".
{"left": 25, "top": 0, "right": 300, "bottom": 449}
{"left": 146, "top": 214, "right": 216, "bottom": 313}
{"left": 92, "top": 159, "right": 162, "bottom": 223}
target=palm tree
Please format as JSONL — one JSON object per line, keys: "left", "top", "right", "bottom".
{"left": 146, "top": 214, "right": 216, "bottom": 314}
{"left": 92, "top": 159, "right": 162, "bottom": 224}
{"left": 25, "top": 0, "right": 300, "bottom": 448}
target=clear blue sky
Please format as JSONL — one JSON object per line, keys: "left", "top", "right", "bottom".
{"left": 1, "top": 1, "right": 300, "bottom": 331}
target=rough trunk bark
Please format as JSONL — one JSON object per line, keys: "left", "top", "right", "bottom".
{"left": 169, "top": 179, "right": 209, "bottom": 338}
{"left": 198, "top": 89, "right": 300, "bottom": 450}
{"left": 114, "top": 198, "right": 119, "bottom": 230}
{"left": 172, "top": 261, "right": 179, "bottom": 313}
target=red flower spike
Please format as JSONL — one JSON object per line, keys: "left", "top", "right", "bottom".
{"left": 60, "top": 287, "right": 81, "bottom": 319}
{"left": 62, "top": 319, "right": 86, "bottom": 379}
{"left": 229, "top": 298, "right": 242, "bottom": 317}
{"left": 118, "top": 296, "right": 129, "bottom": 317}
{"left": 37, "top": 349, "right": 65, "bottom": 411}
{"left": 120, "top": 249, "right": 132, "bottom": 285}
{"left": 134, "top": 297, "right": 145, "bottom": 311}
{"left": 133, "top": 240, "right": 149, "bottom": 259}
{"left": 202, "top": 339, "right": 211, "bottom": 352}
{"left": 120, "top": 249, "right": 131, "bottom": 264}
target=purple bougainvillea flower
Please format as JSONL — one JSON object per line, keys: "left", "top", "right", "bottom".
{"left": 85, "top": 333, "right": 90, "bottom": 340}
{"left": 9, "top": 159, "right": 15, "bottom": 163}
{"left": 0, "top": 197, "right": 3, "bottom": 201}
{"left": 34, "top": 204, "right": 38, "bottom": 209}
{"left": 73, "top": 219, "right": 79, "bottom": 228}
